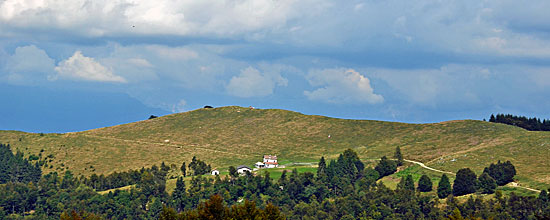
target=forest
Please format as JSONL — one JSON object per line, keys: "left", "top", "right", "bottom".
{"left": 1, "top": 143, "right": 549, "bottom": 219}
{"left": 489, "top": 114, "right": 550, "bottom": 131}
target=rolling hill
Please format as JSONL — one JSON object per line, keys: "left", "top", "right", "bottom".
{"left": 1, "top": 106, "right": 549, "bottom": 190}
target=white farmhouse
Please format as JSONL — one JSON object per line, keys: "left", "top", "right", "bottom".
{"left": 262, "top": 155, "right": 279, "bottom": 168}
{"left": 237, "top": 165, "right": 252, "bottom": 175}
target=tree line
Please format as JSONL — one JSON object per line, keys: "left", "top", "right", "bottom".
{"left": 0, "top": 144, "right": 549, "bottom": 219}
{"left": 0, "top": 144, "right": 41, "bottom": 184}
{"left": 435, "top": 160, "right": 516, "bottom": 199}
{"left": 489, "top": 113, "right": 550, "bottom": 131}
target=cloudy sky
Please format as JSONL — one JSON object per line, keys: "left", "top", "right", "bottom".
{"left": 2, "top": 0, "right": 550, "bottom": 132}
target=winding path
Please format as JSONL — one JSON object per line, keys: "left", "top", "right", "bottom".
{"left": 403, "top": 159, "right": 455, "bottom": 175}
{"left": 403, "top": 159, "right": 541, "bottom": 193}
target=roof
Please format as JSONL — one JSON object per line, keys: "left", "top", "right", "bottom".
{"left": 237, "top": 165, "right": 251, "bottom": 170}
{"left": 263, "top": 155, "right": 277, "bottom": 160}
{"left": 264, "top": 162, "right": 278, "bottom": 165}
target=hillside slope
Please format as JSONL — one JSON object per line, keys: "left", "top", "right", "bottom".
{"left": 1, "top": 106, "right": 549, "bottom": 189}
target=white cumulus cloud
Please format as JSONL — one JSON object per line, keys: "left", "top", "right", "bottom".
{"left": 52, "top": 51, "right": 126, "bottom": 83}
{"left": 0, "top": 0, "right": 304, "bottom": 39}
{"left": 2, "top": 45, "right": 55, "bottom": 85}
{"left": 304, "top": 68, "right": 383, "bottom": 104}
{"left": 226, "top": 66, "right": 288, "bottom": 98}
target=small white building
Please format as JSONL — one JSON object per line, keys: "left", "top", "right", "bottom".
{"left": 211, "top": 169, "right": 219, "bottom": 175}
{"left": 237, "top": 165, "right": 252, "bottom": 175}
{"left": 255, "top": 162, "right": 265, "bottom": 168}
{"left": 263, "top": 155, "right": 279, "bottom": 168}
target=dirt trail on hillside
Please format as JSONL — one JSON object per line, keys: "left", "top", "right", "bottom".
{"left": 404, "top": 159, "right": 541, "bottom": 193}
{"left": 403, "top": 159, "right": 455, "bottom": 175}
{"left": 80, "top": 134, "right": 244, "bottom": 157}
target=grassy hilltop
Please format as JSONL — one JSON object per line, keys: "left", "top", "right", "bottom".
{"left": 1, "top": 106, "right": 549, "bottom": 190}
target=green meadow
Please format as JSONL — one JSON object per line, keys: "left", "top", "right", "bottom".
{"left": 1, "top": 106, "right": 548, "bottom": 191}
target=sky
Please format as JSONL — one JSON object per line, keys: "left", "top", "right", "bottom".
{"left": 1, "top": 0, "right": 550, "bottom": 132}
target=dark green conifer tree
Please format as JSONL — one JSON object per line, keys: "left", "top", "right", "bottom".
{"left": 180, "top": 162, "right": 186, "bottom": 177}
{"left": 262, "top": 171, "right": 272, "bottom": 192}
{"left": 478, "top": 172, "right": 497, "bottom": 194}
{"left": 317, "top": 156, "right": 327, "bottom": 180}
{"left": 484, "top": 160, "right": 516, "bottom": 186}
{"left": 404, "top": 175, "right": 415, "bottom": 191}
{"left": 375, "top": 156, "right": 397, "bottom": 178}
{"left": 453, "top": 168, "right": 478, "bottom": 196}
{"left": 172, "top": 177, "right": 187, "bottom": 211}
{"left": 228, "top": 166, "right": 237, "bottom": 178}
{"left": 278, "top": 170, "right": 288, "bottom": 186}
{"left": 437, "top": 174, "right": 452, "bottom": 199}
{"left": 148, "top": 197, "right": 164, "bottom": 219}
{"left": 342, "top": 148, "right": 364, "bottom": 172}
{"left": 538, "top": 189, "right": 548, "bottom": 206}
{"left": 188, "top": 156, "right": 197, "bottom": 174}
{"left": 417, "top": 174, "right": 433, "bottom": 192}
{"left": 394, "top": 146, "right": 404, "bottom": 166}
{"left": 397, "top": 175, "right": 415, "bottom": 191}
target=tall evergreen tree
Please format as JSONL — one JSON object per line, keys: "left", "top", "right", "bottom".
{"left": 173, "top": 177, "right": 187, "bottom": 211}
{"left": 342, "top": 148, "right": 364, "bottom": 172}
{"left": 279, "top": 170, "right": 288, "bottom": 186}
{"left": 180, "top": 162, "right": 186, "bottom": 177}
{"left": 188, "top": 156, "right": 197, "bottom": 173}
{"left": 0, "top": 144, "right": 42, "bottom": 184}
{"left": 397, "top": 175, "right": 415, "bottom": 191}
{"left": 478, "top": 172, "right": 497, "bottom": 194}
{"left": 148, "top": 197, "right": 164, "bottom": 219}
{"left": 453, "top": 168, "right": 478, "bottom": 196}
{"left": 375, "top": 156, "right": 397, "bottom": 178}
{"left": 437, "top": 174, "right": 452, "bottom": 199}
{"left": 262, "top": 171, "right": 272, "bottom": 192}
{"left": 538, "top": 189, "right": 549, "bottom": 210}
{"left": 483, "top": 160, "right": 516, "bottom": 186}
{"left": 317, "top": 156, "right": 327, "bottom": 179}
{"left": 417, "top": 174, "right": 433, "bottom": 192}
{"left": 228, "top": 166, "right": 237, "bottom": 178}
{"left": 394, "top": 146, "right": 404, "bottom": 166}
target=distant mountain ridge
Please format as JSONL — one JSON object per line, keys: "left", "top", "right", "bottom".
{"left": 0, "top": 106, "right": 548, "bottom": 190}
{"left": 0, "top": 84, "right": 169, "bottom": 132}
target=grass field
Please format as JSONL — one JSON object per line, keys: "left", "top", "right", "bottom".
{"left": 1, "top": 106, "right": 549, "bottom": 191}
